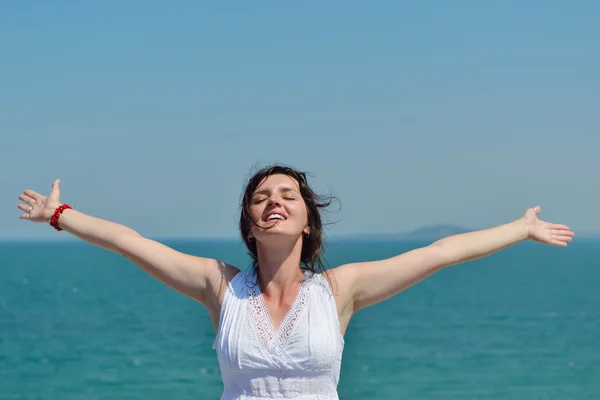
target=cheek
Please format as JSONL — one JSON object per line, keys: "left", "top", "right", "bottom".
{"left": 302, "top": 208, "right": 309, "bottom": 223}
{"left": 291, "top": 204, "right": 309, "bottom": 225}
{"left": 248, "top": 206, "right": 263, "bottom": 223}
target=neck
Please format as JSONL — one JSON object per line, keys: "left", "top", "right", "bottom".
{"left": 255, "top": 236, "right": 305, "bottom": 298}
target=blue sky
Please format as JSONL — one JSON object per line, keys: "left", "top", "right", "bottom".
{"left": 2, "top": 1, "right": 598, "bottom": 240}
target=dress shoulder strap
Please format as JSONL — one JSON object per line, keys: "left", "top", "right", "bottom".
{"left": 212, "top": 269, "right": 248, "bottom": 350}
{"left": 225, "top": 269, "right": 250, "bottom": 302}
{"left": 310, "top": 271, "right": 336, "bottom": 297}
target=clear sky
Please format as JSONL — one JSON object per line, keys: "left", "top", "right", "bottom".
{"left": 2, "top": 1, "right": 599, "bottom": 240}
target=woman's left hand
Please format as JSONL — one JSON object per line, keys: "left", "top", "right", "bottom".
{"left": 523, "top": 206, "right": 575, "bottom": 246}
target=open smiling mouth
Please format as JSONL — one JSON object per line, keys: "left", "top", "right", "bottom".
{"left": 264, "top": 213, "right": 286, "bottom": 222}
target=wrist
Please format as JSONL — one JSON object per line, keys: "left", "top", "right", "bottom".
{"left": 514, "top": 218, "right": 531, "bottom": 241}
{"left": 49, "top": 204, "right": 73, "bottom": 231}
{"left": 43, "top": 203, "right": 62, "bottom": 223}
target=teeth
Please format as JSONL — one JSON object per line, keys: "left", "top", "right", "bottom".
{"left": 267, "top": 214, "right": 284, "bottom": 220}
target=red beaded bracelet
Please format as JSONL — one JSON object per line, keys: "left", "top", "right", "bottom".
{"left": 50, "top": 204, "right": 73, "bottom": 231}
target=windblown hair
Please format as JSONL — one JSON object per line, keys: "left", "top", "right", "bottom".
{"left": 239, "top": 164, "right": 338, "bottom": 275}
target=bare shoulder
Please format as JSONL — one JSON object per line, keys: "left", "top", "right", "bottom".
{"left": 320, "top": 264, "right": 357, "bottom": 295}
{"left": 180, "top": 258, "right": 239, "bottom": 333}
{"left": 203, "top": 259, "right": 241, "bottom": 307}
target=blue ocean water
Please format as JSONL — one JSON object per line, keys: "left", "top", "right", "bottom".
{"left": 1, "top": 238, "right": 599, "bottom": 399}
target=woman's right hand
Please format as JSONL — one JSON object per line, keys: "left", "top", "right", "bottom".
{"left": 18, "top": 179, "right": 62, "bottom": 223}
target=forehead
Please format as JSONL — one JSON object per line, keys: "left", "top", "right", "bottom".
{"left": 254, "top": 174, "right": 301, "bottom": 192}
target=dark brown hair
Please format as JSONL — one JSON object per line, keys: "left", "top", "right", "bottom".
{"left": 239, "top": 164, "right": 338, "bottom": 275}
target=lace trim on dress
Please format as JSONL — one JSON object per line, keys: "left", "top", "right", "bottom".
{"left": 248, "top": 273, "right": 310, "bottom": 350}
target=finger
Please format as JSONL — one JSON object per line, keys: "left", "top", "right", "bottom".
{"left": 19, "top": 213, "right": 31, "bottom": 220}
{"left": 24, "top": 190, "right": 44, "bottom": 201}
{"left": 553, "top": 234, "right": 574, "bottom": 242}
{"left": 553, "top": 230, "right": 575, "bottom": 237}
{"left": 550, "top": 239, "right": 568, "bottom": 247}
{"left": 48, "top": 179, "right": 61, "bottom": 202}
{"left": 19, "top": 194, "right": 36, "bottom": 205}
{"left": 18, "top": 204, "right": 33, "bottom": 213}
{"left": 551, "top": 224, "right": 571, "bottom": 231}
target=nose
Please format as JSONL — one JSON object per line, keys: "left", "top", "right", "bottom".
{"left": 267, "top": 194, "right": 282, "bottom": 207}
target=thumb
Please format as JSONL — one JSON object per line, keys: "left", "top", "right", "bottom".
{"left": 534, "top": 205, "right": 541, "bottom": 214}
{"left": 48, "top": 179, "right": 61, "bottom": 203}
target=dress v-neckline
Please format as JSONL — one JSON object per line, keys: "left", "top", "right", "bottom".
{"left": 248, "top": 271, "right": 310, "bottom": 350}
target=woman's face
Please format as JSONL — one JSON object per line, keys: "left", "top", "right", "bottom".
{"left": 247, "top": 174, "right": 310, "bottom": 242}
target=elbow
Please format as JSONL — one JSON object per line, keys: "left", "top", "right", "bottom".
{"left": 426, "top": 241, "right": 456, "bottom": 269}
{"left": 113, "top": 232, "right": 143, "bottom": 256}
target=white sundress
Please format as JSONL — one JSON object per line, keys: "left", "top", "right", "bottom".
{"left": 212, "top": 269, "right": 345, "bottom": 399}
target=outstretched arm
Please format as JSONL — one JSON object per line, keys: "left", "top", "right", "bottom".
{"left": 17, "top": 179, "right": 236, "bottom": 306}
{"left": 334, "top": 206, "right": 575, "bottom": 313}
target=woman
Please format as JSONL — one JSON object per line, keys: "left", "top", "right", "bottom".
{"left": 18, "top": 165, "right": 574, "bottom": 399}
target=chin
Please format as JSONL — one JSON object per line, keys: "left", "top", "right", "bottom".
{"left": 257, "top": 228, "right": 302, "bottom": 242}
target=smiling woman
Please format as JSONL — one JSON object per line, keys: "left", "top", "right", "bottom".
{"left": 239, "top": 165, "right": 336, "bottom": 276}
{"left": 16, "top": 164, "right": 575, "bottom": 400}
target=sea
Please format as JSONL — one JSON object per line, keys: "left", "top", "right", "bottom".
{"left": 1, "top": 238, "right": 599, "bottom": 399}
